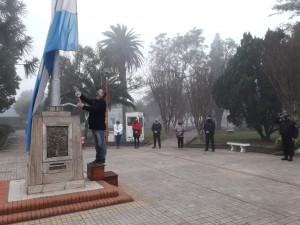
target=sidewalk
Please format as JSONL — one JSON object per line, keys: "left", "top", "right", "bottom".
{"left": 1, "top": 130, "right": 300, "bottom": 224}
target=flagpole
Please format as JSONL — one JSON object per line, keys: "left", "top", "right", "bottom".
{"left": 50, "top": 51, "right": 61, "bottom": 106}
{"left": 106, "top": 77, "right": 109, "bottom": 143}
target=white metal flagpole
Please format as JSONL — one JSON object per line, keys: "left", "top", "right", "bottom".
{"left": 50, "top": 51, "right": 61, "bottom": 106}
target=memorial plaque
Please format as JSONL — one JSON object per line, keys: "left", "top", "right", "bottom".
{"left": 47, "top": 126, "right": 68, "bottom": 158}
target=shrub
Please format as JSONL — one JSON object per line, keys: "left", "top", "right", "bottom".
{"left": 274, "top": 136, "right": 300, "bottom": 150}
{"left": 0, "top": 124, "right": 14, "bottom": 149}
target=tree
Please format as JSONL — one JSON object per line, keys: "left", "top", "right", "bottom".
{"left": 263, "top": 23, "right": 300, "bottom": 120}
{"left": 14, "top": 89, "right": 32, "bottom": 128}
{"left": 148, "top": 29, "right": 207, "bottom": 133}
{"left": 186, "top": 65, "right": 213, "bottom": 136}
{"left": 100, "top": 24, "right": 144, "bottom": 134}
{"left": 272, "top": 0, "right": 300, "bottom": 18}
{"left": 208, "top": 34, "right": 237, "bottom": 129}
{"left": 44, "top": 45, "right": 137, "bottom": 140}
{"left": 0, "top": 0, "right": 37, "bottom": 112}
{"left": 212, "top": 33, "right": 281, "bottom": 141}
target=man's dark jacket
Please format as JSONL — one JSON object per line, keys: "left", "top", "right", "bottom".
{"left": 152, "top": 122, "right": 162, "bottom": 134}
{"left": 204, "top": 119, "right": 216, "bottom": 135}
{"left": 80, "top": 95, "right": 106, "bottom": 130}
{"left": 275, "top": 117, "right": 299, "bottom": 138}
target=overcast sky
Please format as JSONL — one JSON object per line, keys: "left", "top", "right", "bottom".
{"left": 17, "top": 0, "right": 290, "bottom": 98}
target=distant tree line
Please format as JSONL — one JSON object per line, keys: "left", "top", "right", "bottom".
{"left": 6, "top": 0, "right": 300, "bottom": 142}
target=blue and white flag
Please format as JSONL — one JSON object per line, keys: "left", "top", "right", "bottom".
{"left": 25, "top": 0, "right": 78, "bottom": 152}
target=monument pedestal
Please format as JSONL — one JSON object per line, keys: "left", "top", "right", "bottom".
{"left": 26, "top": 107, "right": 84, "bottom": 194}
{"left": 104, "top": 171, "right": 118, "bottom": 186}
{"left": 87, "top": 163, "right": 105, "bottom": 180}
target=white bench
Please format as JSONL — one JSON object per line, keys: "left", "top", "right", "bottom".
{"left": 226, "top": 142, "right": 250, "bottom": 153}
{"left": 227, "top": 129, "right": 234, "bottom": 134}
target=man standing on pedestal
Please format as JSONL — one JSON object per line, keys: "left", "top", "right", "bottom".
{"left": 76, "top": 88, "right": 107, "bottom": 164}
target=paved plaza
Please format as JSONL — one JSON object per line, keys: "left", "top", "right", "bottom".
{"left": 1, "top": 130, "right": 300, "bottom": 225}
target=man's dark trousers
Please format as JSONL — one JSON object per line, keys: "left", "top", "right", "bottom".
{"left": 153, "top": 133, "right": 161, "bottom": 148}
{"left": 205, "top": 134, "right": 215, "bottom": 151}
{"left": 282, "top": 135, "right": 294, "bottom": 157}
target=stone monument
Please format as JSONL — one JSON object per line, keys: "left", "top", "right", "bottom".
{"left": 26, "top": 106, "right": 84, "bottom": 194}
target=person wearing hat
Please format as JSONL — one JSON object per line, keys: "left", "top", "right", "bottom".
{"left": 204, "top": 115, "right": 216, "bottom": 152}
{"left": 114, "top": 119, "right": 123, "bottom": 149}
{"left": 152, "top": 118, "right": 162, "bottom": 149}
{"left": 132, "top": 118, "right": 142, "bottom": 149}
{"left": 275, "top": 113, "right": 299, "bottom": 161}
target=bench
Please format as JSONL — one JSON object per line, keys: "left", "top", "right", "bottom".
{"left": 226, "top": 142, "right": 250, "bottom": 153}
{"left": 227, "top": 129, "right": 234, "bottom": 134}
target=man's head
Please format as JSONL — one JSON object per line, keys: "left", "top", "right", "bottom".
{"left": 206, "top": 115, "right": 212, "bottom": 121}
{"left": 116, "top": 120, "right": 120, "bottom": 124}
{"left": 96, "top": 89, "right": 106, "bottom": 99}
{"left": 155, "top": 118, "right": 158, "bottom": 123}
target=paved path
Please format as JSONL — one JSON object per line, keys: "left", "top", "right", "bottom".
{"left": 1, "top": 130, "right": 300, "bottom": 224}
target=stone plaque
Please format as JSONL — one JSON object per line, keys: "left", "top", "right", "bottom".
{"left": 47, "top": 126, "right": 68, "bottom": 158}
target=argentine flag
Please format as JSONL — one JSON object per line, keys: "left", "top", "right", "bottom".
{"left": 25, "top": 0, "right": 78, "bottom": 152}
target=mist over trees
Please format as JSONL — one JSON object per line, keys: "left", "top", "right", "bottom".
{"left": 208, "top": 34, "right": 237, "bottom": 130}
{"left": 4, "top": 0, "right": 300, "bottom": 143}
{"left": 0, "top": 0, "right": 37, "bottom": 113}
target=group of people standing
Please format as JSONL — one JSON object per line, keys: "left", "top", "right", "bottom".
{"left": 74, "top": 86, "right": 298, "bottom": 165}
{"left": 174, "top": 116, "right": 216, "bottom": 151}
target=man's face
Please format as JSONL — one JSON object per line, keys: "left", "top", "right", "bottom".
{"left": 96, "top": 89, "right": 104, "bottom": 99}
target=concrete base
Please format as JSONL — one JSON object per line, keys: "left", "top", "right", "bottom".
{"left": 27, "top": 108, "right": 84, "bottom": 194}
{"left": 0, "top": 178, "right": 133, "bottom": 225}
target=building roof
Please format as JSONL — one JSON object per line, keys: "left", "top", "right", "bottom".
{"left": 0, "top": 108, "right": 20, "bottom": 118}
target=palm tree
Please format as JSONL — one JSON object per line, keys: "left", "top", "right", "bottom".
{"left": 100, "top": 24, "right": 144, "bottom": 136}
{"left": 51, "top": 45, "right": 137, "bottom": 141}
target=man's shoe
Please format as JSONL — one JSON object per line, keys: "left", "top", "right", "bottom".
{"left": 152, "top": 146, "right": 156, "bottom": 149}
{"left": 281, "top": 157, "right": 288, "bottom": 160}
{"left": 204, "top": 149, "right": 208, "bottom": 151}
{"left": 212, "top": 149, "right": 215, "bottom": 152}
{"left": 91, "top": 159, "right": 105, "bottom": 165}
{"left": 288, "top": 157, "right": 293, "bottom": 161}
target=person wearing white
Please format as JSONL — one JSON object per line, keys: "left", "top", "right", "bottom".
{"left": 114, "top": 120, "right": 123, "bottom": 149}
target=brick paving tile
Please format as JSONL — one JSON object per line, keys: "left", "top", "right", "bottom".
{"left": 1, "top": 130, "right": 300, "bottom": 224}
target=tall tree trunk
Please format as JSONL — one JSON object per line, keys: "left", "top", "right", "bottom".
{"left": 214, "top": 107, "right": 224, "bottom": 130}
{"left": 255, "top": 126, "right": 266, "bottom": 140}
{"left": 119, "top": 64, "right": 127, "bottom": 139}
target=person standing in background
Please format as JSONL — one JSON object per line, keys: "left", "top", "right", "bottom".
{"left": 275, "top": 113, "right": 299, "bottom": 161}
{"left": 132, "top": 118, "right": 142, "bottom": 149}
{"left": 175, "top": 120, "right": 185, "bottom": 148}
{"left": 152, "top": 118, "right": 162, "bottom": 149}
{"left": 114, "top": 120, "right": 123, "bottom": 149}
{"left": 204, "top": 115, "right": 216, "bottom": 152}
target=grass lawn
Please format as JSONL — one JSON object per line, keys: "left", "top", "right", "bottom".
{"left": 192, "top": 129, "right": 280, "bottom": 149}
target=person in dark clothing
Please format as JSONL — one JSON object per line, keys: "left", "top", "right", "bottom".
{"left": 275, "top": 113, "right": 299, "bottom": 161}
{"left": 174, "top": 120, "right": 185, "bottom": 148}
{"left": 204, "top": 115, "right": 216, "bottom": 152}
{"left": 76, "top": 88, "right": 107, "bottom": 164}
{"left": 152, "top": 119, "right": 162, "bottom": 149}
